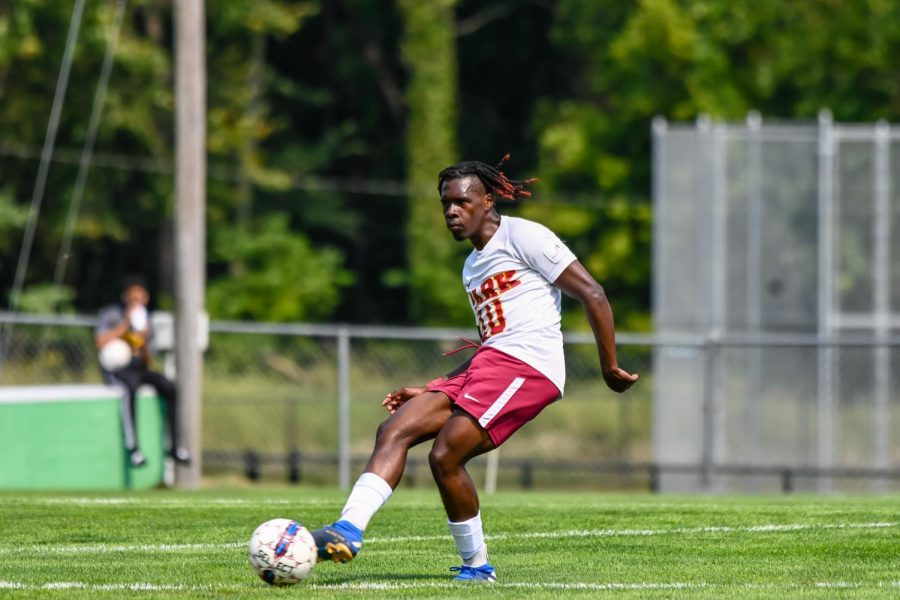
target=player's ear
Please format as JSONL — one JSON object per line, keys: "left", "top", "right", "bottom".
{"left": 484, "top": 192, "right": 495, "bottom": 211}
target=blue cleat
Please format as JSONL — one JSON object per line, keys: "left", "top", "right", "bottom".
{"left": 310, "top": 520, "right": 363, "bottom": 563}
{"left": 450, "top": 563, "right": 497, "bottom": 582}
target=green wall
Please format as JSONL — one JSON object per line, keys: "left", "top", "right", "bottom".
{"left": 0, "top": 386, "right": 165, "bottom": 490}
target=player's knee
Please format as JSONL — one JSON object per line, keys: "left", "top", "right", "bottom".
{"left": 428, "top": 443, "right": 458, "bottom": 476}
{"left": 375, "top": 419, "right": 390, "bottom": 442}
{"left": 374, "top": 418, "right": 414, "bottom": 450}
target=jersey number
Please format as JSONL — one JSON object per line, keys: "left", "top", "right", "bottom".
{"left": 476, "top": 298, "right": 507, "bottom": 340}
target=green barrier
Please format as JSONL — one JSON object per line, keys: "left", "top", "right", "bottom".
{"left": 0, "top": 385, "right": 165, "bottom": 490}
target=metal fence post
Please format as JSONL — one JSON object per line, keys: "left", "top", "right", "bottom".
{"left": 485, "top": 449, "right": 499, "bottom": 494}
{"left": 697, "top": 115, "right": 716, "bottom": 492}
{"left": 710, "top": 123, "right": 728, "bottom": 480}
{"left": 651, "top": 115, "right": 668, "bottom": 324}
{"left": 696, "top": 115, "right": 726, "bottom": 492}
{"left": 650, "top": 115, "right": 667, "bottom": 491}
{"left": 873, "top": 120, "right": 891, "bottom": 491}
{"left": 816, "top": 109, "right": 836, "bottom": 493}
{"left": 337, "top": 326, "right": 351, "bottom": 490}
{"left": 700, "top": 337, "right": 717, "bottom": 491}
{"left": 746, "top": 111, "right": 764, "bottom": 463}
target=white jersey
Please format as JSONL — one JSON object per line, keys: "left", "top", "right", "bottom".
{"left": 462, "top": 216, "right": 577, "bottom": 394}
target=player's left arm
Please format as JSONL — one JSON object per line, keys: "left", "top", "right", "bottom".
{"left": 138, "top": 342, "right": 152, "bottom": 367}
{"left": 553, "top": 260, "right": 639, "bottom": 393}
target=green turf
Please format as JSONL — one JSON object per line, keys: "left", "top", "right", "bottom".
{"left": 0, "top": 488, "right": 897, "bottom": 598}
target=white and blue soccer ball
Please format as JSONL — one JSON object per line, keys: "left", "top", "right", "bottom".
{"left": 248, "top": 518, "right": 317, "bottom": 585}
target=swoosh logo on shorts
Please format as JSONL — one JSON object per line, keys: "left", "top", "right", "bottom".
{"left": 463, "top": 392, "right": 480, "bottom": 403}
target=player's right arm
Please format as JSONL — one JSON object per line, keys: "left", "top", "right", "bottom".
{"left": 382, "top": 386, "right": 427, "bottom": 414}
{"left": 382, "top": 357, "right": 474, "bottom": 414}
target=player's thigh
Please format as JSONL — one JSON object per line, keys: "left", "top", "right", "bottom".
{"left": 141, "top": 369, "right": 175, "bottom": 399}
{"left": 378, "top": 391, "right": 453, "bottom": 447}
{"left": 111, "top": 367, "right": 141, "bottom": 394}
{"left": 430, "top": 409, "right": 495, "bottom": 467}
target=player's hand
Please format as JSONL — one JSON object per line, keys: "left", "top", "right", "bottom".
{"left": 602, "top": 367, "right": 639, "bottom": 393}
{"left": 382, "top": 386, "right": 427, "bottom": 414}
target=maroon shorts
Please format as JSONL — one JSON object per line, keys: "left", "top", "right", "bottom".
{"left": 428, "top": 346, "right": 561, "bottom": 447}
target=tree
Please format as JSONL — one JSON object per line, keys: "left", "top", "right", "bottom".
{"left": 532, "top": 0, "right": 900, "bottom": 330}
{"left": 398, "top": 0, "right": 472, "bottom": 325}
{"left": 0, "top": 1, "right": 355, "bottom": 321}
{"left": 206, "top": 212, "right": 350, "bottom": 321}
{"left": 5, "top": 0, "right": 900, "bottom": 329}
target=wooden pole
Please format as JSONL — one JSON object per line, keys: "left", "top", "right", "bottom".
{"left": 174, "top": 0, "right": 206, "bottom": 488}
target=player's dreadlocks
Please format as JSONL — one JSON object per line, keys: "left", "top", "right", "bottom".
{"left": 437, "top": 154, "right": 538, "bottom": 204}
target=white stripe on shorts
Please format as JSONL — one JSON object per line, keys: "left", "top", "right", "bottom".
{"left": 478, "top": 377, "right": 525, "bottom": 428}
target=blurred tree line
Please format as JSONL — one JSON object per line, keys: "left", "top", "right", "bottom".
{"left": 1, "top": 0, "right": 899, "bottom": 331}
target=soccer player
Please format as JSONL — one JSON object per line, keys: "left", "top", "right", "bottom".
{"left": 312, "top": 157, "right": 638, "bottom": 582}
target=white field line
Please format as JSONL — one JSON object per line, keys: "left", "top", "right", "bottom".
{"left": 8, "top": 497, "right": 336, "bottom": 507}
{"left": 0, "top": 580, "right": 898, "bottom": 592}
{"left": 503, "top": 501, "right": 895, "bottom": 512}
{"left": 0, "top": 521, "right": 894, "bottom": 556}
{"left": 0, "top": 497, "right": 445, "bottom": 510}
{"left": 367, "top": 521, "right": 899, "bottom": 544}
{"left": 0, "top": 581, "right": 245, "bottom": 592}
{"left": 0, "top": 542, "right": 247, "bottom": 555}
{"left": 3, "top": 497, "right": 892, "bottom": 515}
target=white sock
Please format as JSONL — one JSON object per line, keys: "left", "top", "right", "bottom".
{"left": 448, "top": 512, "right": 488, "bottom": 567}
{"left": 339, "top": 472, "right": 393, "bottom": 531}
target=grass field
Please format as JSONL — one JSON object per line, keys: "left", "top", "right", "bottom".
{"left": 0, "top": 488, "right": 897, "bottom": 598}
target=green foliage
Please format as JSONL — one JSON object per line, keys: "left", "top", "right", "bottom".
{"left": 4, "top": 0, "right": 900, "bottom": 328}
{"left": 0, "top": 1, "right": 344, "bottom": 320}
{"left": 0, "top": 188, "right": 29, "bottom": 253}
{"left": 13, "top": 283, "right": 76, "bottom": 313}
{"left": 535, "top": 0, "right": 900, "bottom": 331}
{"left": 206, "top": 213, "right": 351, "bottom": 322}
{"left": 398, "top": 0, "right": 472, "bottom": 326}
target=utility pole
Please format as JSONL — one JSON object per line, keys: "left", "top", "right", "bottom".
{"left": 174, "top": 0, "right": 206, "bottom": 488}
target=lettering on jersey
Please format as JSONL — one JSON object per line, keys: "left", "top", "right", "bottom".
{"left": 495, "top": 270, "right": 519, "bottom": 292}
{"left": 468, "top": 270, "right": 520, "bottom": 308}
{"left": 480, "top": 277, "right": 497, "bottom": 301}
{"left": 468, "top": 270, "right": 520, "bottom": 340}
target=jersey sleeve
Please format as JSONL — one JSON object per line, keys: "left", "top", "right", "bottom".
{"left": 96, "top": 305, "right": 122, "bottom": 336}
{"left": 510, "top": 219, "right": 577, "bottom": 283}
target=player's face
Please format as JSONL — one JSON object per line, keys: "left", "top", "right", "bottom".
{"left": 124, "top": 285, "right": 149, "bottom": 307}
{"left": 440, "top": 176, "right": 493, "bottom": 241}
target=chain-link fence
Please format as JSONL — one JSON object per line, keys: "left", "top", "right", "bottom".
{"left": 653, "top": 113, "right": 900, "bottom": 493}
{"left": 0, "top": 314, "right": 653, "bottom": 491}
{"left": 2, "top": 313, "right": 898, "bottom": 492}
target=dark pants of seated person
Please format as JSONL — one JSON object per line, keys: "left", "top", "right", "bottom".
{"left": 108, "top": 364, "right": 178, "bottom": 458}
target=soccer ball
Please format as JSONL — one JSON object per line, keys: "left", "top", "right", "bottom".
{"left": 248, "top": 518, "right": 317, "bottom": 586}
{"left": 98, "top": 338, "right": 133, "bottom": 371}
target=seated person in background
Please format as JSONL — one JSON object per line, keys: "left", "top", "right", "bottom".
{"left": 95, "top": 276, "right": 190, "bottom": 467}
